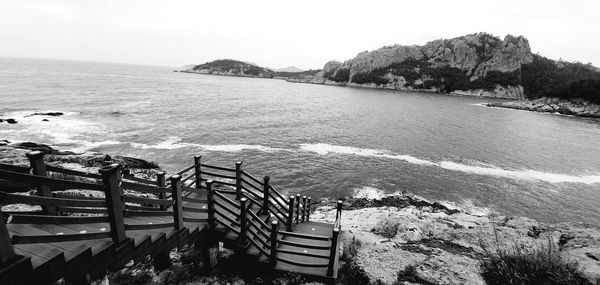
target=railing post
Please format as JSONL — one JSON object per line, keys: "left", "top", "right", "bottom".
{"left": 0, "top": 209, "right": 16, "bottom": 264}
{"left": 286, "top": 195, "right": 294, "bottom": 231}
{"left": 26, "top": 151, "right": 56, "bottom": 215}
{"left": 327, "top": 227, "right": 340, "bottom": 276}
{"left": 239, "top": 198, "right": 247, "bottom": 244}
{"left": 202, "top": 181, "right": 219, "bottom": 272}
{"left": 261, "top": 176, "right": 270, "bottom": 215}
{"left": 194, "top": 155, "right": 202, "bottom": 189}
{"left": 295, "top": 194, "right": 301, "bottom": 224}
{"left": 306, "top": 197, "right": 311, "bottom": 221}
{"left": 170, "top": 175, "right": 183, "bottom": 231}
{"left": 336, "top": 200, "right": 343, "bottom": 228}
{"left": 235, "top": 162, "right": 243, "bottom": 200}
{"left": 301, "top": 196, "right": 307, "bottom": 222}
{"left": 269, "top": 220, "right": 278, "bottom": 268}
{"left": 99, "top": 164, "right": 127, "bottom": 243}
{"left": 157, "top": 172, "right": 167, "bottom": 211}
{"left": 206, "top": 180, "right": 215, "bottom": 231}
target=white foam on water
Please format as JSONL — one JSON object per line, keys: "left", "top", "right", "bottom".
{"left": 353, "top": 186, "right": 387, "bottom": 200}
{"left": 130, "top": 136, "right": 283, "bottom": 152}
{"left": 198, "top": 144, "right": 283, "bottom": 152}
{"left": 438, "top": 199, "right": 492, "bottom": 217}
{"left": 300, "top": 143, "right": 600, "bottom": 185}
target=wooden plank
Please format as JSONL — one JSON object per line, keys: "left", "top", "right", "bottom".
{"left": 200, "top": 170, "right": 236, "bottom": 180}
{"left": 12, "top": 231, "right": 111, "bottom": 244}
{"left": 124, "top": 210, "right": 173, "bottom": 217}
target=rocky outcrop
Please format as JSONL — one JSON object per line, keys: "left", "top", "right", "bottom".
{"left": 487, "top": 97, "right": 600, "bottom": 118}
{"left": 312, "top": 194, "right": 600, "bottom": 284}
{"left": 303, "top": 33, "right": 534, "bottom": 99}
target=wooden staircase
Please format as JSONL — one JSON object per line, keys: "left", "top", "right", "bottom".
{"left": 0, "top": 152, "right": 343, "bottom": 284}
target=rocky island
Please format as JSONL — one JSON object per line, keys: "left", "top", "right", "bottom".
{"left": 178, "top": 59, "right": 275, "bottom": 78}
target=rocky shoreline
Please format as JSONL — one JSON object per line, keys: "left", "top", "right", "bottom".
{"left": 486, "top": 97, "right": 600, "bottom": 118}
{"left": 1, "top": 142, "right": 599, "bottom": 284}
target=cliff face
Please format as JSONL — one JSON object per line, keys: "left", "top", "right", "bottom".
{"left": 310, "top": 33, "right": 534, "bottom": 99}
{"left": 181, "top": 59, "right": 275, "bottom": 78}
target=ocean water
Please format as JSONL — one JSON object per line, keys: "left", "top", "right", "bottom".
{"left": 1, "top": 57, "right": 600, "bottom": 225}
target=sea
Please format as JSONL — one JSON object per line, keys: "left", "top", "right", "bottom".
{"left": 1, "top": 57, "right": 600, "bottom": 226}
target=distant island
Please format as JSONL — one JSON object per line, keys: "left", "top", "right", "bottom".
{"left": 179, "top": 33, "right": 600, "bottom": 118}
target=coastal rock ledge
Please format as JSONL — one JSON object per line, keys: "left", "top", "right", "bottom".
{"left": 487, "top": 97, "right": 600, "bottom": 118}
{"left": 312, "top": 195, "right": 600, "bottom": 284}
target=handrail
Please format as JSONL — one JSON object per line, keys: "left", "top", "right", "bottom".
{"left": 241, "top": 191, "right": 261, "bottom": 206}
{"left": 181, "top": 196, "right": 207, "bottom": 204}
{"left": 176, "top": 164, "right": 195, "bottom": 175}
{"left": 0, "top": 163, "right": 30, "bottom": 173}
{"left": 268, "top": 199, "right": 288, "bottom": 217}
{"left": 213, "top": 200, "right": 239, "bottom": 217}
{"left": 0, "top": 169, "right": 104, "bottom": 191}
{"left": 269, "top": 185, "right": 288, "bottom": 206}
{"left": 45, "top": 165, "right": 102, "bottom": 179}
{"left": 125, "top": 222, "right": 175, "bottom": 231}
{"left": 9, "top": 214, "right": 110, "bottom": 224}
{"left": 122, "top": 174, "right": 155, "bottom": 185}
{"left": 180, "top": 173, "right": 195, "bottom": 184}
{"left": 0, "top": 192, "right": 107, "bottom": 208}
{"left": 247, "top": 235, "right": 270, "bottom": 257}
{"left": 213, "top": 191, "right": 241, "bottom": 209}
{"left": 122, "top": 181, "right": 168, "bottom": 194}
{"left": 247, "top": 218, "right": 270, "bottom": 241}
{"left": 214, "top": 217, "right": 240, "bottom": 234}
{"left": 214, "top": 208, "right": 240, "bottom": 226}
{"left": 241, "top": 170, "right": 263, "bottom": 186}
{"left": 200, "top": 163, "right": 236, "bottom": 172}
{"left": 248, "top": 209, "right": 269, "bottom": 230}
{"left": 241, "top": 184, "right": 262, "bottom": 200}
{"left": 59, "top": 207, "right": 107, "bottom": 214}
{"left": 213, "top": 180, "right": 237, "bottom": 187}
{"left": 269, "top": 192, "right": 289, "bottom": 211}
{"left": 201, "top": 170, "right": 236, "bottom": 180}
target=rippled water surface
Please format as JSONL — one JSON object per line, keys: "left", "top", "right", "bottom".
{"left": 1, "top": 58, "right": 600, "bottom": 225}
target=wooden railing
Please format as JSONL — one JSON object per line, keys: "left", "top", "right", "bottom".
{"left": 0, "top": 152, "right": 343, "bottom": 278}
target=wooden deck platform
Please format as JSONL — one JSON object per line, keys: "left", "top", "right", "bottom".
{"left": 0, "top": 153, "right": 342, "bottom": 284}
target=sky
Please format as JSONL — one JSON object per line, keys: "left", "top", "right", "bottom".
{"left": 0, "top": 0, "right": 599, "bottom": 70}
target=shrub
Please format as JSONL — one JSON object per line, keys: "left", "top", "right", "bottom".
{"left": 480, "top": 238, "right": 593, "bottom": 285}
{"left": 371, "top": 219, "right": 400, "bottom": 238}
{"left": 393, "top": 264, "right": 435, "bottom": 285}
{"left": 343, "top": 235, "right": 362, "bottom": 261}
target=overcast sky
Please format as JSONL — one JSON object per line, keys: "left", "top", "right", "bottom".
{"left": 1, "top": 0, "right": 598, "bottom": 70}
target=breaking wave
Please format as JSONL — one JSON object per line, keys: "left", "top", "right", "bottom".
{"left": 300, "top": 143, "right": 600, "bottom": 185}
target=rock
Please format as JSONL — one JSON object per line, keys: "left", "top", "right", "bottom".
{"left": 6, "top": 118, "right": 17, "bottom": 124}
{"left": 12, "top": 142, "right": 75, "bottom": 155}
{"left": 42, "top": 119, "right": 49, "bottom": 122}
{"left": 26, "top": 112, "right": 64, "bottom": 117}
